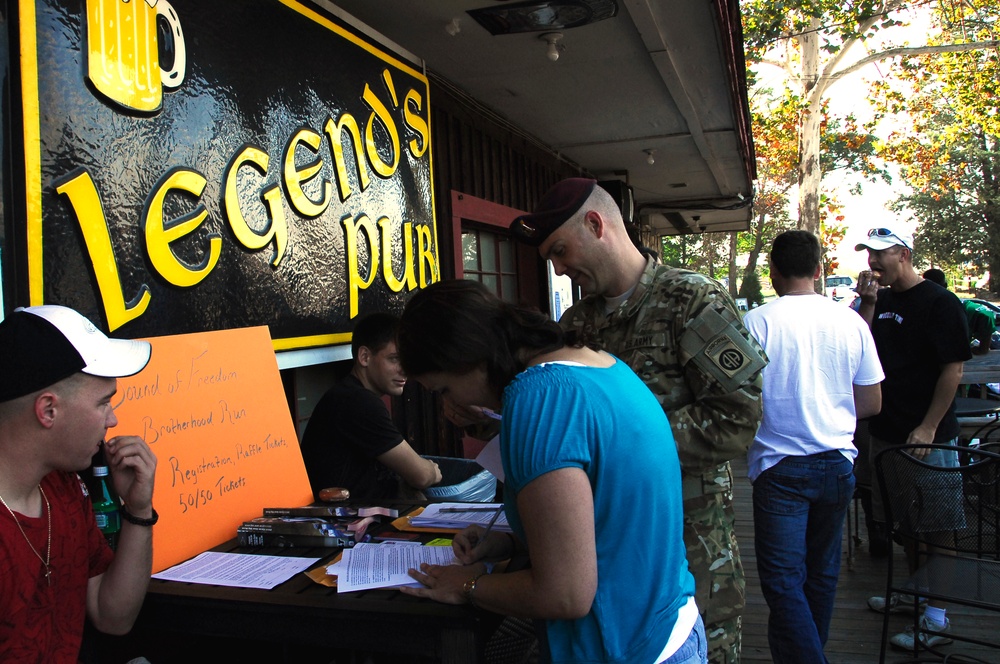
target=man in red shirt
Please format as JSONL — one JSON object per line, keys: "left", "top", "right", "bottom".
{"left": 0, "top": 305, "right": 158, "bottom": 662}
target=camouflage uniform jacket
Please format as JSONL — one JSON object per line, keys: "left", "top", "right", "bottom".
{"left": 559, "top": 256, "right": 766, "bottom": 488}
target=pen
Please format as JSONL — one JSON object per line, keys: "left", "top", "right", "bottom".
{"left": 475, "top": 505, "right": 504, "bottom": 550}
{"left": 441, "top": 506, "right": 500, "bottom": 513}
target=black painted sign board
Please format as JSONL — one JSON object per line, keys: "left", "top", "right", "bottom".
{"left": 13, "top": 0, "right": 438, "bottom": 349}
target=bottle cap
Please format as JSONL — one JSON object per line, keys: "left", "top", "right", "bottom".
{"left": 91, "top": 444, "right": 110, "bottom": 476}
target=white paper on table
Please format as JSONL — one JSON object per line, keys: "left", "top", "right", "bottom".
{"left": 410, "top": 502, "right": 511, "bottom": 532}
{"left": 325, "top": 541, "right": 421, "bottom": 578}
{"left": 151, "top": 551, "right": 321, "bottom": 590}
{"left": 331, "top": 542, "right": 459, "bottom": 592}
{"left": 474, "top": 434, "right": 504, "bottom": 483}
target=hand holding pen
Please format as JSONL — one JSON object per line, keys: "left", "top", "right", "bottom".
{"left": 452, "top": 506, "right": 505, "bottom": 564}
{"left": 441, "top": 396, "right": 502, "bottom": 428}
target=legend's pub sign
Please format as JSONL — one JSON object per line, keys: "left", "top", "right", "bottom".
{"left": 16, "top": 0, "right": 438, "bottom": 349}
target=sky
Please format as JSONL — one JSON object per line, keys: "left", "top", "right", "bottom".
{"left": 823, "top": 53, "right": 920, "bottom": 278}
{"left": 823, "top": 172, "right": 912, "bottom": 277}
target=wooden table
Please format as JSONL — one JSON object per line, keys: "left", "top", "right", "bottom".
{"left": 954, "top": 397, "right": 1000, "bottom": 418}
{"left": 956, "top": 351, "right": 1000, "bottom": 444}
{"left": 87, "top": 505, "right": 493, "bottom": 664}
{"left": 961, "top": 350, "right": 1000, "bottom": 385}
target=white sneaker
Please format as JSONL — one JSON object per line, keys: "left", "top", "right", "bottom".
{"left": 867, "top": 592, "right": 927, "bottom": 615}
{"left": 890, "top": 615, "right": 953, "bottom": 650}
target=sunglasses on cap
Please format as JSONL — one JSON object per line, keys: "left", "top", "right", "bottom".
{"left": 868, "top": 228, "right": 911, "bottom": 248}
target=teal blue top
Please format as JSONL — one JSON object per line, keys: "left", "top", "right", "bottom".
{"left": 501, "top": 358, "right": 695, "bottom": 664}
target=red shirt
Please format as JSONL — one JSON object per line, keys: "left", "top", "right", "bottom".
{"left": 0, "top": 471, "right": 114, "bottom": 662}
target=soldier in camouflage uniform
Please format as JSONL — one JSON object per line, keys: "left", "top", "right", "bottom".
{"left": 510, "top": 178, "right": 767, "bottom": 664}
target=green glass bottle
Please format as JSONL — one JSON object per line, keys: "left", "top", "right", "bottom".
{"left": 90, "top": 448, "right": 121, "bottom": 550}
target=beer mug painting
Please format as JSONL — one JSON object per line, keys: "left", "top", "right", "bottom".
{"left": 86, "top": 0, "right": 186, "bottom": 113}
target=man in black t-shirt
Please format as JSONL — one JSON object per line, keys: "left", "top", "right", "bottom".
{"left": 300, "top": 313, "right": 441, "bottom": 501}
{"left": 855, "top": 226, "right": 971, "bottom": 651}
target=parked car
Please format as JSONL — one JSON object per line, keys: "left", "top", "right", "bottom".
{"left": 825, "top": 275, "right": 857, "bottom": 304}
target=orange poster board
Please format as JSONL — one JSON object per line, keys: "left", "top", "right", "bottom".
{"left": 112, "top": 326, "right": 314, "bottom": 573}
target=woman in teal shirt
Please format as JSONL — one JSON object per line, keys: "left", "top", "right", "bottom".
{"left": 397, "top": 280, "right": 702, "bottom": 664}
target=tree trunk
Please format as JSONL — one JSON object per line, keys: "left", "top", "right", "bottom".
{"left": 706, "top": 233, "right": 715, "bottom": 279}
{"left": 985, "top": 208, "right": 1000, "bottom": 295}
{"left": 739, "top": 214, "right": 768, "bottom": 298}
{"left": 728, "top": 232, "right": 739, "bottom": 298}
{"left": 742, "top": 236, "right": 762, "bottom": 285}
{"left": 796, "top": 18, "right": 824, "bottom": 237}
{"left": 982, "top": 135, "right": 999, "bottom": 295}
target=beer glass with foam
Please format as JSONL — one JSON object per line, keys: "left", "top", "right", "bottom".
{"left": 86, "top": 0, "right": 186, "bottom": 113}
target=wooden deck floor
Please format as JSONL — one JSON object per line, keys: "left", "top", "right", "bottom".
{"left": 732, "top": 457, "right": 998, "bottom": 663}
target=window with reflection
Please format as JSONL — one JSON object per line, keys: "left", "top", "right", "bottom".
{"left": 462, "top": 228, "right": 517, "bottom": 303}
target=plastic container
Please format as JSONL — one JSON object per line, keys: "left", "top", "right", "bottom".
{"left": 88, "top": 447, "right": 121, "bottom": 550}
{"left": 422, "top": 456, "right": 497, "bottom": 503}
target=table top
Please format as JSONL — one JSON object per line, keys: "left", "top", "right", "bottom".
{"left": 954, "top": 396, "right": 1000, "bottom": 418}
{"left": 962, "top": 350, "right": 1000, "bottom": 385}
{"left": 134, "top": 502, "right": 490, "bottom": 663}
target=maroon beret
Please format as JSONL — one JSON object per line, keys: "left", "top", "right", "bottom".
{"left": 510, "top": 178, "right": 596, "bottom": 246}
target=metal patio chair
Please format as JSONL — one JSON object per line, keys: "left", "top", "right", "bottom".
{"left": 874, "top": 444, "right": 1000, "bottom": 663}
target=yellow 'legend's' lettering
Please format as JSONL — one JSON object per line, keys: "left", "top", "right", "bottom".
{"left": 55, "top": 169, "right": 152, "bottom": 330}
{"left": 51, "top": 69, "right": 437, "bottom": 332}
{"left": 144, "top": 168, "right": 221, "bottom": 288}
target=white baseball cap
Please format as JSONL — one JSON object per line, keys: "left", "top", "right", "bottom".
{"left": 855, "top": 226, "right": 914, "bottom": 251}
{"left": 0, "top": 305, "right": 151, "bottom": 402}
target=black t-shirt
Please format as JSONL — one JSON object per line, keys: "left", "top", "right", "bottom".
{"left": 299, "top": 374, "right": 405, "bottom": 501}
{"left": 869, "top": 280, "right": 972, "bottom": 444}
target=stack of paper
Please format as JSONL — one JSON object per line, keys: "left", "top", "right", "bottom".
{"left": 153, "top": 552, "right": 321, "bottom": 590}
{"left": 329, "top": 542, "right": 458, "bottom": 592}
{"left": 409, "top": 502, "right": 511, "bottom": 532}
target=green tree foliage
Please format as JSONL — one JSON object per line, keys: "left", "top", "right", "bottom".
{"left": 729, "top": 94, "right": 797, "bottom": 296}
{"left": 660, "top": 235, "right": 706, "bottom": 271}
{"left": 740, "top": 0, "right": 992, "bottom": 242}
{"left": 734, "top": 87, "right": 864, "bottom": 294}
{"left": 740, "top": 271, "right": 766, "bottom": 308}
{"left": 821, "top": 199, "right": 848, "bottom": 277}
{"left": 870, "top": 0, "right": 1000, "bottom": 291}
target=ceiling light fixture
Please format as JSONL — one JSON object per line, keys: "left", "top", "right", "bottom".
{"left": 540, "top": 32, "right": 564, "bottom": 61}
{"left": 644, "top": 149, "right": 656, "bottom": 165}
{"left": 468, "top": 1, "right": 619, "bottom": 36}
{"left": 445, "top": 18, "right": 461, "bottom": 36}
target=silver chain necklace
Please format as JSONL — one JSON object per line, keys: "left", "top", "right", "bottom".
{"left": 0, "top": 485, "right": 53, "bottom": 586}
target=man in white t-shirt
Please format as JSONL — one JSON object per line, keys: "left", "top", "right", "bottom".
{"left": 743, "top": 230, "right": 884, "bottom": 664}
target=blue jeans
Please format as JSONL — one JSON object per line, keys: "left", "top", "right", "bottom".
{"left": 659, "top": 614, "right": 707, "bottom": 664}
{"left": 752, "top": 451, "right": 855, "bottom": 664}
